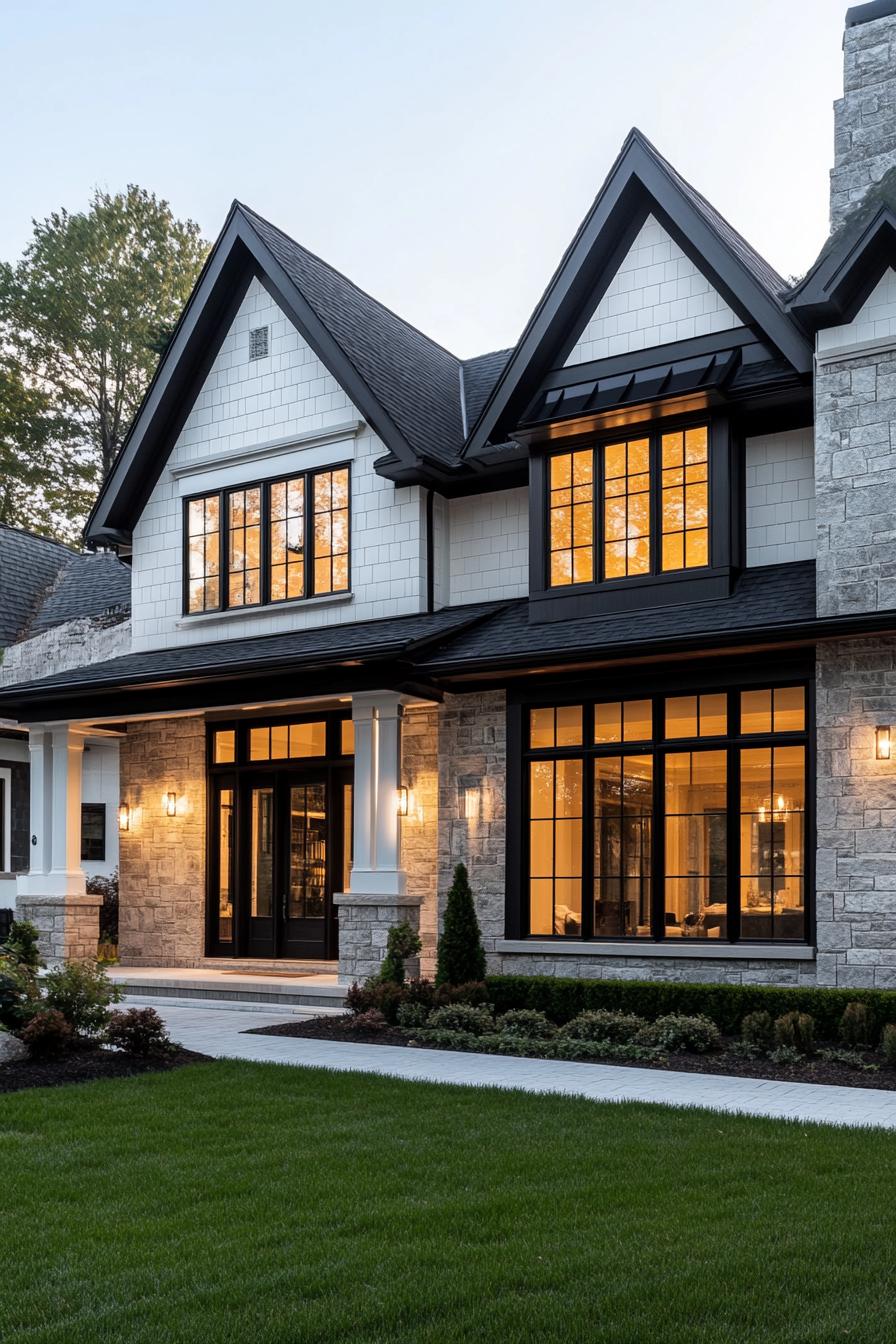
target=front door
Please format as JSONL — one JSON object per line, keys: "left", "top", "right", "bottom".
{"left": 244, "top": 770, "right": 346, "bottom": 960}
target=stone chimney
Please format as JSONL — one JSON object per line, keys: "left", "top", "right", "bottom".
{"left": 831, "top": 1, "right": 896, "bottom": 229}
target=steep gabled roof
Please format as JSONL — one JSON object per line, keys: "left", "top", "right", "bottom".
{"left": 86, "top": 202, "right": 469, "bottom": 545}
{"left": 462, "top": 129, "right": 812, "bottom": 459}
{"left": 786, "top": 167, "right": 896, "bottom": 329}
{"left": 0, "top": 526, "right": 73, "bottom": 647}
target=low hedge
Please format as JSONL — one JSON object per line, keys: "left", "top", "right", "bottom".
{"left": 485, "top": 975, "right": 896, "bottom": 1040}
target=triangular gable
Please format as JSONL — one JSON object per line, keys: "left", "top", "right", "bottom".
{"left": 463, "top": 129, "right": 812, "bottom": 459}
{"left": 87, "top": 205, "right": 463, "bottom": 545}
{"left": 562, "top": 215, "right": 741, "bottom": 367}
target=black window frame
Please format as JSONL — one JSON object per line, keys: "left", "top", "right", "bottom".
{"left": 182, "top": 461, "right": 351, "bottom": 617}
{"left": 508, "top": 663, "right": 814, "bottom": 948}
{"left": 530, "top": 412, "right": 739, "bottom": 620}
{"left": 80, "top": 803, "right": 107, "bottom": 863}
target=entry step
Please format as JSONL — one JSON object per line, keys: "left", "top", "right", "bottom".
{"left": 107, "top": 967, "right": 347, "bottom": 1011}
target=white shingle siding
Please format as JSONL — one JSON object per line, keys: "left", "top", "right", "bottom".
{"left": 447, "top": 488, "right": 528, "bottom": 604}
{"left": 130, "top": 279, "right": 427, "bottom": 651}
{"left": 817, "top": 268, "right": 896, "bottom": 355}
{"left": 563, "top": 215, "right": 741, "bottom": 366}
{"left": 745, "top": 428, "right": 816, "bottom": 566}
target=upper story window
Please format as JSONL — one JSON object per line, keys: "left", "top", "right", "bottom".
{"left": 548, "top": 423, "right": 710, "bottom": 588}
{"left": 185, "top": 465, "right": 350, "bottom": 615}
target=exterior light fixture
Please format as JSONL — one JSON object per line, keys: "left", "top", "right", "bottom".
{"left": 460, "top": 785, "right": 480, "bottom": 822}
{"left": 397, "top": 786, "right": 409, "bottom": 817}
{"left": 165, "top": 791, "right": 178, "bottom": 817}
{"left": 118, "top": 803, "right": 130, "bottom": 832}
{"left": 876, "top": 726, "right": 892, "bottom": 761}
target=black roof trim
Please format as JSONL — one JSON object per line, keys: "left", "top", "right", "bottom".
{"left": 787, "top": 173, "right": 896, "bottom": 330}
{"left": 462, "top": 129, "right": 812, "bottom": 461}
{"left": 846, "top": 1, "right": 896, "bottom": 26}
{"left": 87, "top": 204, "right": 464, "bottom": 544}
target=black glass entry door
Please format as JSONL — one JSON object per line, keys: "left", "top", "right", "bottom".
{"left": 242, "top": 772, "right": 343, "bottom": 960}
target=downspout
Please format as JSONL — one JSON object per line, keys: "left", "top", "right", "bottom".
{"left": 425, "top": 487, "right": 435, "bottom": 613}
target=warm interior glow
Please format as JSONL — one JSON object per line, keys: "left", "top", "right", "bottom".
{"left": 549, "top": 450, "right": 593, "bottom": 586}
{"left": 877, "top": 726, "right": 892, "bottom": 760}
{"left": 660, "top": 425, "right": 708, "bottom": 572}
{"left": 603, "top": 437, "right": 650, "bottom": 579}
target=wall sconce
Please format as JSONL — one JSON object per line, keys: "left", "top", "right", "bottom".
{"left": 460, "top": 784, "right": 480, "bottom": 822}
{"left": 876, "top": 726, "right": 892, "bottom": 761}
{"left": 397, "top": 786, "right": 409, "bottom": 817}
{"left": 165, "top": 791, "right": 178, "bottom": 817}
{"left": 118, "top": 803, "right": 130, "bottom": 832}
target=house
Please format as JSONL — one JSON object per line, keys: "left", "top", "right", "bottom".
{"left": 1, "top": 0, "right": 895, "bottom": 989}
{"left": 0, "top": 526, "right": 130, "bottom": 919}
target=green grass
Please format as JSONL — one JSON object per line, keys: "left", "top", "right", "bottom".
{"left": 1, "top": 1062, "right": 895, "bottom": 1344}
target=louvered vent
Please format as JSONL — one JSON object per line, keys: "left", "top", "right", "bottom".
{"left": 249, "top": 325, "right": 269, "bottom": 360}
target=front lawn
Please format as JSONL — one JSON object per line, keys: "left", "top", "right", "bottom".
{"left": 1, "top": 1062, "right": 894, "bottom": 1343}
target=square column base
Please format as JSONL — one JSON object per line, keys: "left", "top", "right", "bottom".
{"left": 17, "top": 895, "right": 102, "bottom": 966}
{"left": 333, "top": 892, "right": 423, "bottom": 984}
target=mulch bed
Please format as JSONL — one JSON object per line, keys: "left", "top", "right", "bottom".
{"left": 244, "top": 1015, "right": 896, "bottom": 1092}
{"left": 0, "top": 1045, "right": 212, "bottom": 1096}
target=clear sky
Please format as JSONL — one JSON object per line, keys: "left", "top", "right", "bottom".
{"left": 2, "top": 0, "right": 848, "bottom": 358}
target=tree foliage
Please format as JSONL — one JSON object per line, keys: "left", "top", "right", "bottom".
{"left": 0, "top": 185, "right": 207, "bottom": 539}
{"left": 436, "top": 863, "right": 486, "bottom": 987}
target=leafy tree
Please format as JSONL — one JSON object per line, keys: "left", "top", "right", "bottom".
{"left": 436, "top": 863, "right": 486, "bottom": 987}
{"left": 0, "top": 354, "right": 86, "bottom": 538}
{"left": 0, "top": 185, "right": 207, "bottom": 537}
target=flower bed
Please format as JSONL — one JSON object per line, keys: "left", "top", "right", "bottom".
{"left": 246, "top": 993, "right": 896, "bottom": 1093}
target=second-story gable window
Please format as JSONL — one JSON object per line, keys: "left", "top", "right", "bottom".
{"left": 547, "top": 421, "right": 712, "bottom": 588}
{"left": 184, "top": 464, "right": 350, "bottom": 616}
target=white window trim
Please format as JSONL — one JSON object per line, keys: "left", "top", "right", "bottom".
{"left": 176, "top": 588, "right": 354, "bottom": 630}
{"left": 0, "top": 767, "right": 11, "bottom": 874}
{"left": 170, "top": 420, "right": 363, "bottom": 491}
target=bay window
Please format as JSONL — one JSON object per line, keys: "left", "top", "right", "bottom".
{"left": 546, "top": 421, "right": 716, "bottom": 589}
{"left": 521, "top": 681, "right": 809, "bottom": 944}
{"left": 184, "top": 464, "right": 350, "bottom": 615}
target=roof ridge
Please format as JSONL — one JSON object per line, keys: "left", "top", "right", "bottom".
{"left": 632, "top": 129, "right": 788, "bottom": 299}
{"left": 235, "top": 201, "right": 462, "bottom": 367}
{"left": 0, "top": 522, "right": 78, "bottom": 554}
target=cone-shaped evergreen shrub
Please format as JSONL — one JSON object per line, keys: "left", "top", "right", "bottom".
{"left": 436, "top": 863, "right": 486, "bottom": 986}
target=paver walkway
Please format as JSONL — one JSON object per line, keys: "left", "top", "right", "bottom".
{"left": 128, "top": 998, "right": 896, "bottom": 1131}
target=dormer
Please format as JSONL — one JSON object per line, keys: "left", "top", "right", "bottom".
{"left": 461, "top": 131, "right": 814, "bottom": 622}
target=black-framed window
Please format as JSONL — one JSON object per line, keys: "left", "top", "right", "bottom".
{"left": 184, "top": 463, "right": 350, "bottom": 615}
{"left": 521, "top": 681, "right": 810, "bottom": 945}
{"left": 81, "top": 803, "right": 107, "bottom": 862}
{"left": 546, "top": 421, "right": 712, "bottom": 589}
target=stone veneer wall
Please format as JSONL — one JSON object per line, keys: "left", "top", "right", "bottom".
{"left": 815, "top": 347, "right": 896, "bottom": 616}
{"left": 436, "top": 691, "right": 507, "bottom": 960}
{"left": 118, "top": 717, "right": 206, "bottom": 966}
{"left": 816, "top": 637, "right": 896, "bottom": 988}
{"left": 400, "top": 704, "right": 439, "bottom": 977}
{"left": 830, "top": 7, "right": 896, "bottom": 229}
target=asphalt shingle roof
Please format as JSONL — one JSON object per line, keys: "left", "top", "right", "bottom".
{"left": 240, "top": 205, "right": 466, "bottom": 469}
{"left": 462, "top": 349, "right": 513, "bottom": 427}
{"left": 0, "top": 526, "right": 73, "bottom": 646}
{"left": 419, "top": 562, "right": 818, "bottom": 671}
{"left": 0, "top": 601, "right": 499, "bottom": 699}
{"left": 28, "top": 551, "right": 131, "bottom": 635}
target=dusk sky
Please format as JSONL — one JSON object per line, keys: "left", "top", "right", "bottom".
{"left": 2, "top": 0, "right": 848, "bottom": 356}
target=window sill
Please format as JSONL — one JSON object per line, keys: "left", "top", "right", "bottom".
{"left": 177, "top": 591, "right": 354, "bottom": 629}
{"left": 495, "top": 939, "right": 815, "bottom": 961}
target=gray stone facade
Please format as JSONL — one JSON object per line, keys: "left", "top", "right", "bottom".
{"left": 831, "top": 8, "right": 896, "bottom": 229}
{"left": 815, "top": 347, "right": 896, "bottom": 616}
{"left": 816, "top": 636, "right": 896, "bottom": 988}
{"left": 335, "top": 895, "right": 422, "bottom": 983}
{"left": 16, "top": 894, "right": 103, "bottom": 966}
{"left": 118, "top": 717, "right": 206, "bottom": 967}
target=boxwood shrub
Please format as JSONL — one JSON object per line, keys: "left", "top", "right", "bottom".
{"left": 485, "top": 974, "right": 896, "bottom": 1041}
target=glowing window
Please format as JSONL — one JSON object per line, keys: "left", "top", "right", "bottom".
{"left": 312, "top": 468, "right": 350, "bottom": 595}
{"left": 549, "top": 451, "right": 593, "bottom": 587}
{"left": 661, "top": 426, "right": 709, "bottom": 571}
{"left": 603, "top": 438, "right": 651, "bottom": 579}
{"left": 186, "top": 494, "right": 221, "bottom": 613}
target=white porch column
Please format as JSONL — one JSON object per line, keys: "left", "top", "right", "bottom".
{"left": 16, "top": 723, "right": 99, "bottom": 964}
{"left": 334, "top": 690, "right": 418, "bottom": 982}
